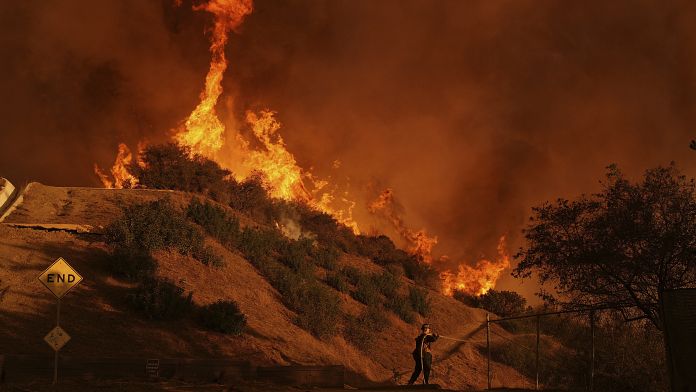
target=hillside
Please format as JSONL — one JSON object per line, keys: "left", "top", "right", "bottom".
{"left": 0, "top": 183, "right": 532, "bottom": 390}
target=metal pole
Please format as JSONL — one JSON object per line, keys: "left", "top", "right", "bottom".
{"left": 53, "top": 298, "right": 60, "bottom": 385}
{"left": 486, "top": 313, "right": 491, "bottom": 390}
{"left": 536, "top": 315, "right": 540, "bottom": 391}
{"left": 590, "top": 311, "right": 595, "bottom": 391}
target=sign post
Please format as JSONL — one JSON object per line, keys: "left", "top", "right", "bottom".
{"left": 37, "top": 257, "right": 82, "bottom": 385}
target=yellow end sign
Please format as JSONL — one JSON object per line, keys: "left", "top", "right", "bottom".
{"left": 38, "top": 257, "right": 82, "bottom": 299}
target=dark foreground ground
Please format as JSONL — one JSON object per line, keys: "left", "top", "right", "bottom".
{"left": 1, "top": 379, "right": 557, "bottom": 392}
{"left": 1, "top": 379, "right": 454, "bottom": 392}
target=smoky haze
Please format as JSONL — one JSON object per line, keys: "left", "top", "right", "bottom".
{"left": 2, "top": 0, "right": 696, "bottom": 296}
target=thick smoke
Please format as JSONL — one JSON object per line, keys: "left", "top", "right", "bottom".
{"left": 2, "top": 0, "right": 696, "bottom": 297}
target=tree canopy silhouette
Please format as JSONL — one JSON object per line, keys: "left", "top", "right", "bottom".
{"left": 514, "top": 164, "right": 696, "bottom": 329}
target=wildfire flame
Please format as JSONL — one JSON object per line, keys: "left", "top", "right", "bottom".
{"left": 94, "top": 0, "right": 508, "bottom": 296}
{"left": 369, "top": 188, "right": 509, "bottom": 296}
{"left": 368, "top": 188, "right": 438, "bottom": 262}
{"left": 440, "top": 236, "right": 511, "bottom": 296}
{"left": 94, "top": 143, "right": 138, "bottom": 189}
{"left": 175, "top": 0, "right": 252, "bottom": 157}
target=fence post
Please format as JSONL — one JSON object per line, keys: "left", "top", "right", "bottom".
{"left": 535, "top": 315, "right": 540, "bottom": 391}
{"left": 590, "top": 311, "right": 595, "bottom": 391}
{"left": 486, "top": 313, "right": 491, "bottom": 390}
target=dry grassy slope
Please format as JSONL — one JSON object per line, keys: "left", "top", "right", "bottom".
{"left": 0, "top": 183, "right": 531, "bottom": 390}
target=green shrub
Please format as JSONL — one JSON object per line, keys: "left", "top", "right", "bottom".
{"left": 187, "top": 198, "right": 240, "bottom": 247}
{"left": 311, "top": 245, "right": 340, "bottom": 270}
{"left": 372, "top": 270, "right": 401, "bottom": 297}
{"left": 409, "top": 286, "right": 431, "bottom": 316}
{"left": 453, "top": 289, "right": 527, "bottom": 318}
{"left": 128, "top": 278, "right": 193, "bottom": 320}
{"left": 326, "top": 272, "right": 350, "bottom": 293}
{"left": 294, "top": 283, "right": 342, "bottom": 338}
{"left": 278, "top": 238, "right": 314, "bottom": 277}
{"left": 258, "top": 260, "right": 341, "bottom": 338}
{"left": 298, "top": 208, "right": 358, "bottom": 252}
{"left": 387, "top": 294, "right": 415, "bottom": 324}
{"left": 228, "top": 173, "right": 275, "bottom": 223}
{"left": 129, "top": 143, "right": 231, "bottom": 196}
{"left": 198, "top": 300, "right": 246, "bottom": 335}
{"left": 196, "top": 245, "right": 225, "bottom": 268}
{"left": 352, "top": 275, "right": 381, "bottom": 306}
{"left": 341, "top": 266, "right": 362, "bottom": 285}
{"left": 238, "top": 227, "right": 285, "bottom": 265}
{"left": 344, "top": 305, "right": 390, "bottom": 352}
{"left": 105, "top": 198, "right": 207, "bottom": 261}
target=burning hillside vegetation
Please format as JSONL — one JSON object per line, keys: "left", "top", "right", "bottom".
{"left": 94, "top": 0, "right": 509, "bottom": 297}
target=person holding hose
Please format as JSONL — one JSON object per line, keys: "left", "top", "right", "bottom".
{"left": 407, "top": 323, "right": 439, "bottom": 385}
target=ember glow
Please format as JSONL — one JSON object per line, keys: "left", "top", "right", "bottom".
{"left": 95, "top": 0, "right": 508, "bottom": 296}
{"left": 440, "top": 236, "right": 511, "bottom": 296}
{"left": 369, "top": 188, "right": 510, "bottom": 296}
{"left": 368, "top": 188, "right": 438, "bottom": 262}
{"left": 94, "top": 143, "right": 138, "bottom": 189}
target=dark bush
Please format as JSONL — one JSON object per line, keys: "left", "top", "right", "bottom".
{"left": 452, "top": 290, "right": 480, "bottom": 308}
{"left": 344, "top": 305, "right": 390, "bottom": 352}
{"left": 298, "top": 207, "right": 358, "bottom": 253}
{"left": 198, "top": 299, "right": 246, "bottom": 335}
{"left": 326, "top": 272, "right": 350, "bottom": 293}
{"left": 401, "top": 257, "right": 440, "bottom": 289}
{"left": 128, "top": 278, "right": 193, "bottom": 320}
{"left": 257, "top": 259, "right": 341, "bottom": 338}
{"left": 237, "top": 227, "right": 285, "bottom": 265}
{"left": 129, "top": 143, "right": 231, "bottom": 195}
{"left": 197, "top": 245, "right": 225, "bottom": 268}
{"left": 294, "top": 283, "right": 342, "bottom": 338}
{"left": 454, "top": 289, "right": 527, "bottom": 318}
{"left": 187, "top": 198, "right": 240, "bottom": 247}
{"left": 228, "top": 173, "right": 275, "bottom": 223}
{"left": 341, "top": 266, "right": 362, "bottom": 286}
{"left": 408, "top": 286, "right": 431, "bottom": 316}
{"left": 352, "top": 275, "right": 381, "bottom": 306}
{"left": 477, "top": 290, "right": 527, "bottom": 317}
{"left": 372, "top": 270, "right": 401, "bottom": 297}
{"left": 278, "top": 238, "right": 314, "bottom": 277}
{"left": 105, "top": 199, "right": 206, "bottom": 258}
{"left": 311, "top": 244, "right": 341, "bottom": 270}
{"left": 386, "top": 294, "right": 415, "bottom": 324}
{"left": 108, "top": 247, "right": 157, "bottom": 280}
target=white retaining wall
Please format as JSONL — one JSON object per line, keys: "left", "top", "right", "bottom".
{"left": 0, "top": 178, "right": 15, "bottom": 213}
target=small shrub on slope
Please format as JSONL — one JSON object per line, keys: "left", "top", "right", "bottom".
{"left": 326, "top": 272, "right": 350, "bottom": 293}
{"left": 352, "top": 275, "right": 381, "bottom": 306}
{"left": 198, "top": 300, "right": 246, "bottom": 335}
{"left": 128, "top": 277, "right": 193, "bottom": 320}
{"left": 387, "top": 294, "right": 415, "bottom": 324}
{"left": 408, "top": 286, "right": 431, "bottom": 316}
{"left": 345, "top": 305, "right": 389, "bottom": 352}
{"left": 187, "top": 198, "right": 240, "bottom": 247}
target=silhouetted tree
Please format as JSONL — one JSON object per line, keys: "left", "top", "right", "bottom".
{"left": 514, "top": 163, "right": 696, "bottom": 329}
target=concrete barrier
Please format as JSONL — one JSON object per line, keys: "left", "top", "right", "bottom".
{"left": 257, "top": 365, "right": 345, "bottom": 387}
{"left": 0, "top": 178, "right": 15, "bottom": 216}
{"left": 0, "top": 356, "right": 344, "bottom": 387}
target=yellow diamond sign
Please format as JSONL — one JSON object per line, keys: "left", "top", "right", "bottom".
{"left": 38, "top": 257, "right": 83, "bottom": 299}
{"left": 44, "top": 326, "right": 71, "bottom": 351}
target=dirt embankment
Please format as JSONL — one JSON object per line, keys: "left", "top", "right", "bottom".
{"left": 0, "top": 183, "right": 531, "bottom": 390}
